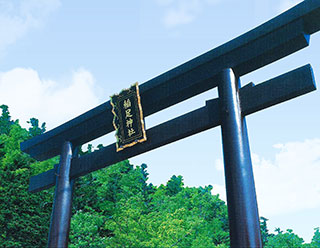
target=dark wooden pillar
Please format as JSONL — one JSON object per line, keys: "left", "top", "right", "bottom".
{"left": 218, "top": 68, "right": 262, "bottom": 247}
{"left": 47, "top": 141, "right": 74, "bottom": 248}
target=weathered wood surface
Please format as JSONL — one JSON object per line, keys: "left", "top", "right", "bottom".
{"left": 28, "top": 64, "right": 316, "bottom": 193}
{"left": 21, "top": 0, "right": 320, "bottom": 161}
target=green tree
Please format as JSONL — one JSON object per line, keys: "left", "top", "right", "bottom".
{"left": 27, "top": 118, "right": 46, "bottom": 137}
{"left": 166, "top": 175, "right": 183, "bottom": 196}
{"left": 0, "top": 105, "right": 14, "bottom": 135}
{"left": 69, "top": 163, "right": 229, "bottom": 247}
{"left": 265, "top": 228, "right": 304, "bottom": 248}
{"left": 1, "top": 104, "right": 319, "bottom": 248}
{"left": 0, "top": 105, "right": 57, "bottom": 247}
{"left": 310, "top": 227, "right": 320, "bottom": 247}
{"left": 260, "top": 216, "right": 273, "bottom": 246}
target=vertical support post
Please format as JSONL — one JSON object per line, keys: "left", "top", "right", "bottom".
{"left": 218, "top": 68, "right": 262, "bottom": 247}
{"left": 48, "top": 141, "right": 74, "bottom": 248}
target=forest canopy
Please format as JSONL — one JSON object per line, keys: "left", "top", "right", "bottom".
{"left": 0, "top": 105, "right": 319, "bottom": 247}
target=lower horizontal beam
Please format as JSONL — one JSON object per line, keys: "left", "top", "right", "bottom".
{"left": 29, "top": 64, "right": 316, "bottom": 193}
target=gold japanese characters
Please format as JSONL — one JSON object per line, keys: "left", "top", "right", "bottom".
{"left": 110, "top": 83, "right": 147, "bottom": 152}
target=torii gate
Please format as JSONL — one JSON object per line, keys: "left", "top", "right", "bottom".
{"left": 21, "top": 1, "right": 320, "bottom": 247}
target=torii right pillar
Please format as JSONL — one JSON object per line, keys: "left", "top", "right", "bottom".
{"left": 218, "top": 68, "right": 262, "bottom": 247}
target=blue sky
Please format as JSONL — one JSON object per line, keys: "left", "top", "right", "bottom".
{"left": 0, "top": 0, "right": 319, "bottom": 242}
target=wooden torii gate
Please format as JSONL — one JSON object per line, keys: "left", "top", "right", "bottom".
{"left": 21, "top": 1, "right": 320, "bottom": 247}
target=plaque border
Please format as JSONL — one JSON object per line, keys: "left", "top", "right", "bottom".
{"left": 110, "top": 82, "right": 147, "bottom": 152}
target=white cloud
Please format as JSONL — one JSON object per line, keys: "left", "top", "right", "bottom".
{"left": 254, "top": 139, "right": 320, "bottom": 216}
{"left": 158, "top": 0, "right": 221, "bottom": 28}
{"left": 0, "top": 67, "right": 101, "bottom": 130}
{"left": 214, "top": 158, "right": 224, "bottom": 172}
{"left": 277, "top": 0, "right": 302, "bottom": 13}
{"left": 212, "top": 183, "right": 226, "bottom": 201}
{"left": 0, "top": 0, "right": 60, "bottom": 52}
{"left": 211, "top": 139, "right": 320, "bottom": 216}
{"left": 164, "top": 6, "right": 197, "bottom": 28}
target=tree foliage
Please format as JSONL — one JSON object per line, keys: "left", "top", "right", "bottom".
{"left": 0, "top": 105, "right": 57, "bottom": 247}
{"left": 311, "top": 228, "right": 320, "bottom": 247}
{"left": 69, "top": 160, "right": 229, "bottom": 247}
{"left": 264, "top": 228, "right": 304, "bottom": 248}
{"left": 0, "top": 105, "right": 319, "bottom": 247}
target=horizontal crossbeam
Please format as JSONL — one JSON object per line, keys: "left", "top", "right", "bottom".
{"left": 21, "top": 0, "right": 320, "bottom": 161}
{"left": 28, "top": 64, "right": 316, "bottom": 193}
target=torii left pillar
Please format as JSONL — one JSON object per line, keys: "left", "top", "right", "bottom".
{"left": 47, "top": 141, "right": 75, "bottom": 248}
